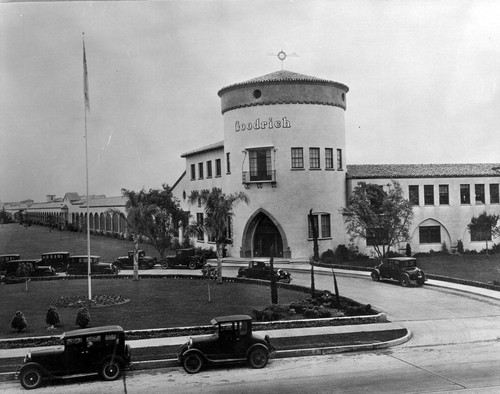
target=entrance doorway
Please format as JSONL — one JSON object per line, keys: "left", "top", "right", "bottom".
{"left": 253, "top": 215, "right": 283, "bottom": 257}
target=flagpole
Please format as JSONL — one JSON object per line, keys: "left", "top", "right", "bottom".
{"left": 83, "top": 33, "right": 92, "bottom": 300}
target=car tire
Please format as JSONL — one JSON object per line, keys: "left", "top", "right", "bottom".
{"left": 399, "top": 273, "right": 410, "bottom": 287}
{"left": 248, "top": 347, "right": 268, "bottom": 369}
{"left": 160, "top": 260, "right": 169, "bottom": 269}
{"left": 183, "top": 353, "right": 203, "bottom": 374}
{"left": 19, "top": 366, "right": 43, "bottom": 390}
{"left": 188, "top": 261, "right": 197, "bottom": 270}
{"left": 371, "top": 271, "right": 380, "bottom": 281}
{"left": 101, "top": 359, "right": 122, "bottom": 381}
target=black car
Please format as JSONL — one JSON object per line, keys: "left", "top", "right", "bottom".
{"left": 66, "top": 255, "right": 119, "bottom": 275}
{"left": 41, "top": 252, "right": 70, "bottom": 273}
{"left": 237, "top": 260, "right": 292, "bottom": 283}
{"left": 0, "top": 254, "right": 20, "bottom": 276}
{"left": 371, "top": 257, "right": 426, "bottom": 287}
{"left": 161, "top": 248, "right": 206, "bottom": 270}
{"left": 178, "top": 315, "right": 275, "bottom": 374}
{"left": 113, "top": 250, "right": 157, "bottom": 270}
{"left": 16, "top": 325, "right": 131, "bottom": 390}
{"left": 4, "top": 259, "right": 56, "bottom": 278}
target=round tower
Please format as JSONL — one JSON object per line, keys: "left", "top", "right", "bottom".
{"left": 217, "top": 70, "right": 349, "bottom": 259}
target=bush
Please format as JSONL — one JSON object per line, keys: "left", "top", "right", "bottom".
{"left": 457, "top": 239, "right": 464, "bottom": 254}
{"left": 11, "top": 311, "right": 27, "bottom": 333}
{"left": 75, "top": 307, "right": 91, "bottom": 328}
{"left": 45, "top": 306, "right": 60, "bottom": 327}
{"left": 252, "top": 304, "right": 290, "bottom": 322}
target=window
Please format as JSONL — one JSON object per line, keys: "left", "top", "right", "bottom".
{"left": 206, "top": 161, "right": 212, "bottom": 178}
{"left": 291, "top": 148, "right": 304, "bottom": 169}
{"left": 460, "top": 184, "right": 470, "bottom": 204}
{"left": 471, "top": 227, "right": 491, "bottom": 242}
{"left": 439, "top": 185, "right": 449, "bottom": 205}
{"left": 308, "top": 213, "right": 331, "bottom": 238}
{"left": 309, "top": 148, "right": 320, "bottom": 169}
{"left": 198, "top": 163, "right": 204, "bottom": 179}
{"left": 409, "top": 185, "right": 419, "bottom": 205}
{"left": 215, "top": 159, "right": 222, "bottom": 177}
{"left": 190, "top": 164, "right": 196, "bottom": 181}
{"left": 249, "top": 149, "right": 272, "bottom": 181}
{"left": 196, "top": 213, "right": 204, "bottom": 241}
{"left": 424, "top": 185, "right": 434, "bottom": 205}
{"left": 226, "top": 152, "right": 231, "bottom": 174}
{"left": 325, "top": 148, "right": 333, "bottom": 169}
{"left": 419, "top": 226, "right": 441, "bottom": 243}
{"left": 475, "top": 184, "right": 485, "bottom": 204}
{"left": 491, "top": 184, "right": 499, "bottom": 204}
{"left": 337, "top": 149, "right": 343, "bottom": 170}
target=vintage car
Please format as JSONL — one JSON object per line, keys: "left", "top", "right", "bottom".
{"left": 371, "top": 257, "right": 426, "bottom": 287}
{"left": 237, "top": 259, "right": 292, "bottom": 283}
{"left": 177, "top": 315, "right": 275, "bottom": 374}
{"left": 0, "top": 254, "right": 20, "bottom": 276}
{"left": 113, "top": 250, "right": 157, "bottom": 270}
{"left": 4, "top": 259, "right": 56, "bottom": 278}
{"left": 160, "top": 248, "right": 206, "bottom": 270}
{"left": 41, "top": 252, "right": 70, "bottom": 272}
{"left": 16, "top": 325, "right": 131, "bottom": 390}
{"left": 66, "top": 255, "right": 119, "bottom": 275}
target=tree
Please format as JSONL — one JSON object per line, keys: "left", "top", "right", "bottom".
{"left": 342, "top": 181, "right": 414, "bottom": 262}
{"left": 75, "top": 307, "right": 91, "bottom": 328}
{"left": 143, "top": 184, "right": 189, "bottom": 259}
{"left": 110, "top": 188, "right": 156, "bottom": 281}
{"left": 16, "top": 262, "right": 34, "bottom": 292}
{"left": 467, "top": 212, "right": 500, "bottom": 256}
{"left": 11, "top": 311, "right": 27, "bottom": 333}
{"left": 45, "top": 306, "right": 60, "bottom": 328}
{"left": 188, "top": 188, "right": 249, "bottom": 284}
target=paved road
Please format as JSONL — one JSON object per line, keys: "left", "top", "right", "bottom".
{"left": 3, "top": 267, "right": 500, "bottom": 393}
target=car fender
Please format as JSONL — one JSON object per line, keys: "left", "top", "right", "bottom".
{"left": 180, "top": 348, "right": 206, "bottom": 362}
{"left": 246, "top": 343, "right": 270, "bottom": 359}
{"left": 99, "top": 354, "right": 125, "bottom": 369}
{"left": 17, "top": 362, "right": 50, "bottom": 379}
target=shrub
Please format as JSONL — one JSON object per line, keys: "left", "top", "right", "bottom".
{"left": 11, "top": 311, "right": 27, "bottom": 332}
{"left": 252, "top": 304, "right": 290, "bottom": 322}
{"left": 75, "top": 307, "right": 91, "bottom": 328}
{"left": 45, "top": 306, "right": 60, "bottom": 327}
{"left": 457, "top": 239, "right": 464, "bottom": 254}
{"left": 441, "top": 242, "right": 449, "bottom": 254}
{"left": 405, "top": 243, "right": 412, "bottom": 257}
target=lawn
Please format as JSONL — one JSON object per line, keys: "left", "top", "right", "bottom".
{"left": 0, "top": 277, "right": 306, "bottom": 339}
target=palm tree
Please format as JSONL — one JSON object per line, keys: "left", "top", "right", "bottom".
{"left": 109, "top": 188, "right": 157, "bottom": 281}
{"left": 188, "top": 188, "right": 249, "bottom": 283}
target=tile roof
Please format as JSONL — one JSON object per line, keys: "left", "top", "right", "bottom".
{"left": 181, "top": 140, "right": 224, "bottom": 158}
{"left": 347, "top": 164, "right": 500, "bottom": 179}
{"left": 79, "top": 196, "right": 127, "bottom": 208}
{"left": 218, "top": 69, "right": 349, "bottom": 96}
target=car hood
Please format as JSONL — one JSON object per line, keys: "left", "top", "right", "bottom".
{"left": 191, "top": 334, "right": 217, "bottom": 345}
{"left": 29, "top": 346, "right": 64, "bottom": 359}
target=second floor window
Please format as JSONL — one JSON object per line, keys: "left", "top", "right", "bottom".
{"left": 409, "top": 185, "right": 419, "bottom": 205}
{"left": 190, "top": 164, "right": 196, "bottom": 181}
{"left": 198, "top": 163, "right": 204, "bottom": 179}
{"left": 309, "top": 148, "right": 320, "bottom": 169}
{"left": 491, "top": 184, "right": 499, "bottom": 204}
{"left": 424, "top": 185, "right": 434, "bottom": 205}
{"left": 439, "top": 185, "right": 449, "bottom": 205}
{"left": 475, "top": 184, "right": 485, "bottom": 204}
{"left": 337, "top": 149, "right": 343, "bottom": 170}
{"left": 249, "top": 149, "right": 272, "bottom": 181}
{"left": 226, "top": 153, "right": 231, "bottom": 174}
{"left": 460, "top": 184, "right": 470, "bottom": 204}
{"left": 291, "top": 148, "right": 304, "bottom": 169}
{"left": 206, "top": 161, "right": 212, "bottom": 178}
{"left": 215, "top": 159, "right": 221, "bottom": 177}
{"left": 325, "top": 148, "right": 333, "bottom": 169}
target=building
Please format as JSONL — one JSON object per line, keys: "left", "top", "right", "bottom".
{"left": 172, "top": 69, "right": 500, "bottom": 259}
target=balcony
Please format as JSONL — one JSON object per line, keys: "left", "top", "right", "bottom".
{"left": 242, "top": 170, "right": 276, "bottom": 188}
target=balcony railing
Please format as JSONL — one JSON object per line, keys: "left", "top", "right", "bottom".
{"left": 242, "top": 170, "right": 276, "bottom": 186}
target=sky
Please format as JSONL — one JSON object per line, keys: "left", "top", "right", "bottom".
{"left": 0, "top": 0, "right": 499, "bottom": 203}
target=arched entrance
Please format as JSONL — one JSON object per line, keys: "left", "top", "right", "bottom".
{"left": 241, "top": 209, "right": 290, "bottom": 258}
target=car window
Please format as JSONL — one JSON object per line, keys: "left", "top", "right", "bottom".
{"left": 86, "top": 335, "right": 101, "bottom": 348}
{"left": 65, "top": 337, "right": 83, "bottom": 349}
{"left": 239, "top": 321, "right": 248, "bottom": 336}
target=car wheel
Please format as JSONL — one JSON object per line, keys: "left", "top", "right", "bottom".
{"left": 101, "top": 359, "right": 122, "bottom": 381}
{"left": 417, "top": 272, "right": 426, "bottom": 286}
{"left": 188, "top": 261, "right": 197, "bottom": 270}
{"left": 183, "top": 353, "right": 203, "bottom": 374}
{"left": 20, "top": 367, "right": 43, "bottom": 390}
{"left": 248, "top": 347, "right": 268, "bottom": 369}
{"left": 371, "top": 271, "right": 380, "bottom": 281}
{"left": 399, "top": 273, "right": 410, "bottom": 287}
{"left": 139, "top": 263, "right": 148, "bottom": 270}
{"left": 160, "top": 260, "right": 169, "bottom": 269}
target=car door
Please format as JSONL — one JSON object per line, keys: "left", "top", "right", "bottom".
{"left": 63, "top": 337, "right": 93, "bottom": 374}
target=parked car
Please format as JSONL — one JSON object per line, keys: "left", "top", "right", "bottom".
{"left": 371, "top": 257, "right": 426, "bottom": 287}
{"left": 66, "top": 255, "right": 119, "bottom": 275}
{"left": 113, "top": 250, "right": 157, "bottom": 270}
{"left": 41, "top": 252, "right": 70, "bottom": 273}
{"left": 0, "top": 254, "right": 20, "bottom": 276}
{"left": 177, "top": 315, "right": 275, "bottom": 374}
{"left": 160, "top": 248, "right": 206, "bottom": 270}
{"left": 16, "top": 325, "right": 131, "bottom": 390}
{"left": 237, "top": 259, "right": 292, "bottom": 283}
{"left": 4, "top": 259, "right": 56, "bottom": 278}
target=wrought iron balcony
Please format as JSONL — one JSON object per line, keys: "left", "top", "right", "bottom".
{"left": 242, "top": 170, "right": 276, "bottom": 188}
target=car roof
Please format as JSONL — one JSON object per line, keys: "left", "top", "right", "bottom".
{"left": 210, "top": 315, "right": 252, "bottom": 324}
{"left": 387, "top": 257, "right": 416, "bottom": 261}
{"left": 62, "top": 325, "right": 124, "bottom": 339}
{"left": 0, "top": 254, "right": 20, "bottom": 257}
{"left": 42, "top": 252, "right": 70, "bottom": 255}
{"left": 70, "top": 255, "right": 100, "bottom": 258}
{"left": 7, "top": 259, "right": 40, "bottom": 263}
{"left": 250, "top": 258, "right": 269, "bottom": 263}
